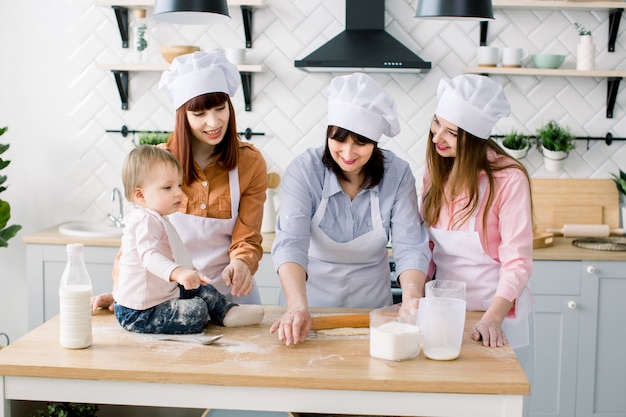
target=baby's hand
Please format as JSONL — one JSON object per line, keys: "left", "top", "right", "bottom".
{"left": 171, "top": 267, "right": 206, "bottom": 290}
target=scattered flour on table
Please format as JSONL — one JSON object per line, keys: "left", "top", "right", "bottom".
{"left": 306, "top": 354, "right": 345, "bottom": 366}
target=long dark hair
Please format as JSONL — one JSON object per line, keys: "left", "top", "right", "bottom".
{"left": 322, "top": 125, "right": 385, "bottom": 189}
{"left": 422, "top": 127, "right": 533, "bottom": 235}
{"left": 167, "top": 92, "right": 239, "bottom": 187}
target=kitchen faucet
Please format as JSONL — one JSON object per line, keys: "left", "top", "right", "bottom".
{"left": 107, "top": 187, "right": 125, "bottom": 228}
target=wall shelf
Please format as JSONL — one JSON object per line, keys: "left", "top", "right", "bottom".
{"left": 96, "top": 0, "right": 265, "bottom": 49}
{"left": 475, "top": 2, "right": 625, "bottom": 118}
{"left": 485, "top": 1, "right": 624, "bottom": 52}
{"left": 466, "top": 67, "right": 626, "bottom": 118}
{"left": 97, "top": 63, "right": 264, "bottom": 111}
{"left": 492, "top": 1, "right": 624, "bottom": 10}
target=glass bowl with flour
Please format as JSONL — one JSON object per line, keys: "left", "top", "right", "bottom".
{"left": 369, "top": 304, "right": 421, "bottom": 361}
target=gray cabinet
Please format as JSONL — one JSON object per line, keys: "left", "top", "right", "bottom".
{"left": 576, "top": 261, "right": 626, "bottom": 416}
{"left": 530, "top": 260, "right": 626, "bottom": 417}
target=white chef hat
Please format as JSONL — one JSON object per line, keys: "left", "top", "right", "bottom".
{"left": 327, "top": 73, "right": 400, "bottom": 142}
{"left": 158, "top": 50, "right": 241, "bottom": 109}
{"left": 435, "top": 74, "right": 510, "bottom": 140}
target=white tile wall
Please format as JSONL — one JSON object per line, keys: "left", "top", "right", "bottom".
{"left": 0, "top": 0, "right": 625, "bottom": 340}
{"left": 81, "top": 0, "right": 626, "bottom": 206}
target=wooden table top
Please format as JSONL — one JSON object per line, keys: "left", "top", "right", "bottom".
{"left": 0, "top": 307, "right": 529, "bottom": 396}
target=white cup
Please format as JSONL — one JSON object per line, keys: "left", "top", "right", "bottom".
{"left": 420, "top": 297, "right": 466, "bottom": 361}
{"left": 477, "top": 46, "right": 499, "bottom": 67}
{"left": 425, "top": 280, "right": 466, "bottom": 301}
{"left": 224, "top": 48, "right": 246, "bottom": 65}
{"left": 502, "top": 47, "right": 529, "bottom": 68}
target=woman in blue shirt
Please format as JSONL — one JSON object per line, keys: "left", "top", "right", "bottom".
{"left": 270, "top": 73, "right": 431, "bottom": 345}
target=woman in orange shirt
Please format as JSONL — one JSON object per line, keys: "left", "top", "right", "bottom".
{"left": 93, "top": 51, "right": 267, "bottom": 310}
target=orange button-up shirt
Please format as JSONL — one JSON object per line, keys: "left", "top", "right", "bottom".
{"left": 175, "top": 141, "right": 267, "bottom": 275}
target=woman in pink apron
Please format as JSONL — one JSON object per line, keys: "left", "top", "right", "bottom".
{"left": 421, "top": 75, "right": 534, "bottom": 416}
{"left": 270, "top": 73, "right": 431, "bottom": 346}
{"left": 93, "top": 51, "right": 267, "bottom": 311}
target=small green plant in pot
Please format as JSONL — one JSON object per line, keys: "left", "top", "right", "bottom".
{"left": 139, "top": 131, "right": 170, "bottom": 145}
{"left": 501, "top": 131, "right": 529, "bottom": 159}
{"left": 536, "top": 120, "right": 576, "bottom": 172}
{"left": 0, "top": 126, "right": 22, "bottom": 247}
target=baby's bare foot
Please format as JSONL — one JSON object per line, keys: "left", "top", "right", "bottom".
{"left": 223, "top": 305, "right": 265, "bottom": 327}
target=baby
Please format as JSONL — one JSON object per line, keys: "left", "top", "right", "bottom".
{"left": 113, "top": 145, "right": 264, "bottom": 334}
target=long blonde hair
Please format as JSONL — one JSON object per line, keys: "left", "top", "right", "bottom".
{"left": 422, "top": 128, "right": 533, "bottom": 234}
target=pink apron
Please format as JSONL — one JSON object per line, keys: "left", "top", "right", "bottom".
{"left": 428, "top": 181, "right": 531, "bottom": 349}
{"left": 295, "top": 172, "right": 392, "bottom": 308}
{"left": 169, "top": 167, "right": 261, "bottom": 304}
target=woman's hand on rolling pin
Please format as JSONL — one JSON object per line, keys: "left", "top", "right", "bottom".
{"left": 222, "top": 259, "right": 253, "bottom": 298}
{"left": 269, "top": 307, "right": 312, "bottom": 346}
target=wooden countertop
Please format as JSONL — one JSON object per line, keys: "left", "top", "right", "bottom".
{"left": 23, "top": 224, "right": 625, "bottom": 261}
{"left": 532, "top": 237, "right": 626, "bottom": 261}
{"left": 0, "top": 307, "right": 528, "bottom": 396}
{"left": 22, "top": 223, "right": 122, "bottom": 247}
{"left": 22, "top": 223, "right": 277, "bottom": 252}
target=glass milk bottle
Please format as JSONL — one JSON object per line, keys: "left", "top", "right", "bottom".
{"left": 130, "top": 8, "right": 149, "bottom": 62}
{"left": 59, "top": 243, "right": 93, "bottom": 349}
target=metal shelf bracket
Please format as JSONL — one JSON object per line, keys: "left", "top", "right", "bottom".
{"left": 240, "top": 71, "right": 253, "bottom": 111}
{"left": 479, "top": 21, "right": 488, "bottom": 46}
{"left": 608, "top": 8, "right": 623, "bottom": 52}
{"left": 607, "top": 77, "right": 621, "bottom": 119}
{"left": 241, "top": 6, "right": 254, "bottom": 48}
{"left": 111, "top": 70, "right": 129, "bottom": 110}
{"left": 112, "top": 6, "right": 129, "bottom": 48}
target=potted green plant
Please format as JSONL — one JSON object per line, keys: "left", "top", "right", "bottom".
{"left": 139, "top": 131, "right": 170, "bottom": 145}
{"left": 536, "top": 120, "right": 576, "bottom": 172}
{"left": 501, "top": 131, "right": 529, "bottom": 159}
{"left": 610, "top": 168, "right": 626, "bottom": 228}
{"left": 31, "top": 402, "right": 98, "bottom": 417}
{"left": 0, "top": 126, "right": 21, "bottom": 247}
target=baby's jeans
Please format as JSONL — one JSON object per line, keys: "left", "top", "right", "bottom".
{"left": 114, "top": 284, "right": 236, "bottom": 334}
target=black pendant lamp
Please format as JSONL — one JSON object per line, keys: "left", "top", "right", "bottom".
{"left": 415, "top": 0, "right": 494, "bottom": 20}
{"left": 153, "top": 0, "right": 230, "bottom": 24}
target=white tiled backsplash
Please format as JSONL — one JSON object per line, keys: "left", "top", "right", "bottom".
{"left": 61, "top": 0, "right": 624, "bottom": 219}
{"left": 0, "top": 0, "right": 625, "bottom": 342}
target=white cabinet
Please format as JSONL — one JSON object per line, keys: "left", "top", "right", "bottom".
{"left": 255, "top": 254, "right": 280, "bottom": 306}
{"left": 26, "top": 244, "right": 119, "bottom": 330}
{"left": 530, "top": 260, "right": 626, "bottom": 417}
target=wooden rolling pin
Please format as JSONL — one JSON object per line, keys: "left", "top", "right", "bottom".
{"left": 546, "top": 224, "right": 625, "bottom": 237}
{"left": 310, "top": 314, "right": 370, "bottom": 330}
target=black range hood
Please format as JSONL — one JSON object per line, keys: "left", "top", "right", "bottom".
{"left": 295, "top": 0, "right": 431, "bottom": 73}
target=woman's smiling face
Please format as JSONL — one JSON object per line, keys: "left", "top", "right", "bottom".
{"left": 430, "top": 115, "right": 459, "bottom": 157}
{"left": 186, "top": 100, "right": 230, "bottom": 147}
{"left": 328, "top": 133, "right": 374, "bottom": 175}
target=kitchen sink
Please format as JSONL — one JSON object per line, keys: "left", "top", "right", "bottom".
{"left": 58, "top": 221, "right": 123, "bottom": 238}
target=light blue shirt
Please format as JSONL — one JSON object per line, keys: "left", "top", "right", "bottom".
{"left": 272, "top": 146, "right": 430, "bottom": 279}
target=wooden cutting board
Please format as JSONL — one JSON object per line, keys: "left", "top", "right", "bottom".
{"left": 531, "top": 179, "right": 620, "bottom": 232}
